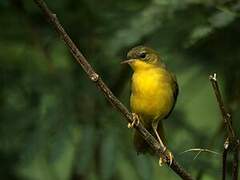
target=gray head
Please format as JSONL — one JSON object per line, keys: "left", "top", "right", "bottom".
{"left": 126, "top": 46, "right": 161, "bottom": 64}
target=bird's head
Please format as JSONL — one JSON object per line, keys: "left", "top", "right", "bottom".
{"left": 121, "top": 46, "right": 163, "bottom": 71}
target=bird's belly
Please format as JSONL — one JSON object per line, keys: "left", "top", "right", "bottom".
{"left": 130, "top": 71, "right": 174, "bottom": 121}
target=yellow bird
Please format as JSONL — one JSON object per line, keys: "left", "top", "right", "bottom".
{"left": 121, "top": 46, "right": 178, "bottom": 165}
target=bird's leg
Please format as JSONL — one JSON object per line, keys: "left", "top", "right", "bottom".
{"left": 152, "top": 121, "right": 173, "bottom": 166}
{"left": 128, "top": 113, "right": 140, "bottom": 128}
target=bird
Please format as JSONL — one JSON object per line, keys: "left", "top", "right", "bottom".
{"left": 121, "top": 46, "right": 178, "bottom": 165}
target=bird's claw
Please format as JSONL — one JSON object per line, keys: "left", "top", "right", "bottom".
{"left": 159, "top": 148, "right": 173, "bottom": 166}
{"left": 128, "top": 113, "right": 140, "bottom": 128}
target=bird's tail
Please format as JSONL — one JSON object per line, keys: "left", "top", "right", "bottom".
{"left": 133, "top": 121, "right": 166, "bottom": 155}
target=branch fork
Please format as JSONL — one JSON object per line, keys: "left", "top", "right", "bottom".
{"left": 209, "top": 73, "right": 239, "bottom": 180}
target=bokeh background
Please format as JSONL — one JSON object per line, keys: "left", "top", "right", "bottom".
{"left": 1, "top": 0, "right": 240, "bottom": 179}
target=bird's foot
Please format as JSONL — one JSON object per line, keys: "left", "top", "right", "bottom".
{"left": 159, "top": 147, "right": 173, "bottom": 166}
{"left": 128, "top": 113, "right": 140, "bottom": 128}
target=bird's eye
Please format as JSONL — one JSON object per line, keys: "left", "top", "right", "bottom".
{"left": 139, "top": 52, "right": 146, "bottom": 59}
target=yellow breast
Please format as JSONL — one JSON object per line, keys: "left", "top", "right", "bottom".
{"left": 130, "top": 67, "right": 174, "bottom": 122}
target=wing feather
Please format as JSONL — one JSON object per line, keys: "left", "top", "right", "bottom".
{"left": 164, "top": 73, "right": 179, "bottom": 119}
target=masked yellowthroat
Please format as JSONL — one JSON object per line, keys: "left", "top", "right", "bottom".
{"left": 122, "top": 46, "right": 178, "bottom": 165}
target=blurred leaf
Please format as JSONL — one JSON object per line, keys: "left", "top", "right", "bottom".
{"left": 209, "top": 10, "right": 236, "bottom": 28}
{"left": 186, "top": 25, "right": 213, "bottom": 47}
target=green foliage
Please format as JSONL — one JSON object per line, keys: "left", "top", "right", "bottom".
{"left": 1, "top": 0, "right": 240, "bottom": 179}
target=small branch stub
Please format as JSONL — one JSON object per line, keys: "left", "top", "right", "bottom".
{"left": 224, "top": 138, "right": 229, "bottom": 150}
{"left": 90, "top": 73, "right": 99, "bottom": 82}
{"left": 209, "top": 73, "right": 217, "bottom": 81}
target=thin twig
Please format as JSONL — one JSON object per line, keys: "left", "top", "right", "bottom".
{"left": 180, "top": 148, "right": 219, "bottom": 160}
{"left": 193, "top": 151, "right": 202, "bottom": 160}
{"left": 222, "top": 147, "right": 228, "bottom": 180}
{"left": 180, "top": 148, "right": 219, "bottom": 155}
{"left": 33, "top": 0, "right": 193, "bottom": 179}
{"left": 209, "top": 73, "right": 239, "bottom": 180}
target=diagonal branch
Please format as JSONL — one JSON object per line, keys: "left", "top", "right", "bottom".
{"left": 33, "top": 0, "right": 193, "bottom": 179}
{"left": 209, "top": 73, "right": 239, "bottom": 180}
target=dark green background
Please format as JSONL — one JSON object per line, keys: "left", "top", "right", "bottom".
{"left": 1, "top": 0, "right": 240, "bottom": 179}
